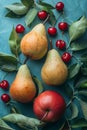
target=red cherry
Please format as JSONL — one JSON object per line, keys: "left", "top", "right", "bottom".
{"left": 55, "top": 2, "right": 64, "bottom": 11}
{"left": 62, "top": 52, "right": 72, "bottom": 63}
{"left": 16, "top": 24, "right": 25, "bottom": 33}
{"left": 0, "top": 80, "right": 9, "bottom": 90}
{"left": 37, "top": 10, "right": 48, "bottom": 20}
{"left": 48, "top": 27, "right": 57, "bottom": 36}
{"left": 58, "top": 22, "right": 68, "bottom": 31}
{"left": 56, "top": 40, "right": 66, "bottom": 49}
{"left": 1, "top": 94, "right": 10, "bottom": 103}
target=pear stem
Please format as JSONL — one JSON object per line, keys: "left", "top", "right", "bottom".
{"left": 49, "top": 40, "right": 53, "bottom": 50}
{"left": 43, "top": 14, "right": 50, "bottom": 25}
{"left": 23, "top": 56, "right": 29, "bottom": 64}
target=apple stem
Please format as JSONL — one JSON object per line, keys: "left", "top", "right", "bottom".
{"left": 43, "top": 14, "right": 50, "bottom": 25}
{"left": 41, "top": 111, "right": 48, "bottom": 121}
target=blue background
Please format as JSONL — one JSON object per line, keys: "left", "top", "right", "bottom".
{"left": 0, "top": 0, "right": 87, "bottom": 130}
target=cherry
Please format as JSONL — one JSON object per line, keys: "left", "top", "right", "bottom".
{"left": 1, "top": 94, "right": 10, "bottom": 103}
{"left": 16, "top": 24, "right": 25, "bottom": 33}
{"left": 55, "top": 2, "right": 64, "bottom": 11}
{"left": 58, "top": 22, "right": 68, "bottom": 31}
{"left": 56, "top": 40, "right": 66, "bottom": 49}
{"left": 37, "top": 10, "right": 48, "bottom": 20}
{"left": 0, "top": 80, "right": 9, "bottom": 90}
{"left": 62, "top": 52, "right": 72, "bottom": 63}
{"left": 48, "top": 27, "right": 57, "bottom": 36}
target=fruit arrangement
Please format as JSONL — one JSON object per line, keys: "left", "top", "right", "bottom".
{"left": 0, "top": 0, "right": 87, "bottom": 130}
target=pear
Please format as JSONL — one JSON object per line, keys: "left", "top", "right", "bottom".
{"left": 10, "top": 64, "right": 36, "bottom": 103}
{"left": 20, "top": 23, "right": 48, "bottom": 60}
{"left": 41, "top": 49, "right": 68, "bottom": 86}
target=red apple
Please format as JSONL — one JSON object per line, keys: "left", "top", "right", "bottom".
{"left": 33, "top": 90, "right": 66, "bottom": 122}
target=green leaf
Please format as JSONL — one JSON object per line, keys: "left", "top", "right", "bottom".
{"left": 69, "top": 103, "right": 79, "bottom": 120}
{"left": 5, "top": 11, "right": 23, "bottom": 18}
{"left": 32, "top": 76, "right": 44, "bottom": 95}
{"left": 69, "top": 16, "right": 87, "bottom": 42}
{"left": 78, "top": 90, "right": 87, "bottom": 96}
{"left": 48, "top": 10, "right": 57, "bottom": 26}
{"left": 25, "top": 8, "right": 38, "bottom": 26}
{"left": 5, "top": 3, "right": 28, "bottom": 15}
{"left": 9, "top": 27, "right": 21, "bottom": 57}
{"left": 68, "top": 63, "right": 81, "bottom": 79}
{"left": 0, "top": 52, "right": 18, "bottom": 72}
{"left": 80, "top": 53, "right": 87, "bottom": 62}
{"left": 0, "top": 119, "right": 14, "bottom": 130}
{"left": 70, "top": 41, "right": 87, "bottom": 51}
{"left": 75, "top": 79, "right": 87, "bottom": 89}
{"left": 64, "top": 84, "right": 73, "bottom": 98}
{"left": 80, "top": 100, "right": 87, "bottom": 120}
{"left": 21, "top": 0, "right": 34, "bottom": 8}
{"left": 39, "top": 1, "right": 55, "bottom": 9}
{"left": 2, "top": 113, "right": 45, "bottom": 129}
{"left": 81, "top": 67, "right": 87, "bottom": 76}
{"left": 71, "top": 118, "right": 87, "bottom": 128}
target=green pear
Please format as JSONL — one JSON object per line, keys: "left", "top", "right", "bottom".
{"left": 41, "top": 49, "right": 68, "bottom": 86}
{"left": 10, "top": 64, "right": 36, "bottom": 103}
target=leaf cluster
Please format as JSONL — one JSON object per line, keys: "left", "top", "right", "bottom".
{"left": 59, "top": 16, "right": 87, "bottom": 130}
{"left": 0, "top": 113, "right": 45, "bottom": 130}
{"left": 68, "top": 16, "right": 87, "bottom": 79}
{"left": 58, "top": 77, "right": 87, "bottom": 130}
{"left": 5, "top": 0, "right": 56, "bottom": 26}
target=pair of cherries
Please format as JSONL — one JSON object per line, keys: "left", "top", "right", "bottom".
{"left": 56, "top": 40, "right": 72, "bottom": 63}
{"left": 0, "top": 80, "right": 10, "bottom": 103}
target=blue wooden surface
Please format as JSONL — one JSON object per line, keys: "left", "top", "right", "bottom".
{"left": 0, "top": 0, "right": 87, "bottom": 130}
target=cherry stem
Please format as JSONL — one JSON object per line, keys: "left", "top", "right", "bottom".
{"left": 43, "top": 14, "right": 50, "bottom": 25}
{"left": 2, "top": 72, "right": 9, "bottom": 80}
{"left": 41, "top": 111, "right": 48, "bottom": 121}
{"left": 57, "top": 12, "right": 63, "bottom": 22}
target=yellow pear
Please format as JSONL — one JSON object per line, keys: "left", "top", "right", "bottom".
{"left": 20, "top": 23, "right": 48, "bottom": 60}
{"left": 10, "top": 64, "right": 36, "bottom": 103}
{"left": 41, "top": 49, "right": 68, "bottom": 86}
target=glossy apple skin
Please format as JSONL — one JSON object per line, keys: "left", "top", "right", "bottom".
{"left": 33, "top": 90, "right": 66, "bottom": 122}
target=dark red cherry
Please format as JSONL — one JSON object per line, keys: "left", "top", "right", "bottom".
{"left": 58, "top": 22, "right": 68, "bottom": 31}
{"left": 62, "top": 52, "right": 72, "bottom": 63}
{"left": 16, "top": 24, "right": 25, "bottom": 33}
{"left": 37, "top": 10, "right": 48, "bottom": 20}
{"left": 56, "top": 40, "right": 66, "bottom": 49}
{"left": 0, "top": 80, "right": 9, "bottom": 90}
{"left": 55, "top": 2, "right": 64, "bottom": 11}
{"left": 48, "top": 27, "right": 57, "bottom": 36}
{"left": 1, "top": 94, "right": 10, "bottom": 103}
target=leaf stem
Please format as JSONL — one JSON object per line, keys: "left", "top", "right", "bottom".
{"left": 66, "top": 95, "right": 76, "bottom": 108}
{"left": 65, "top": 117, "right": 71, "bottom": 130}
